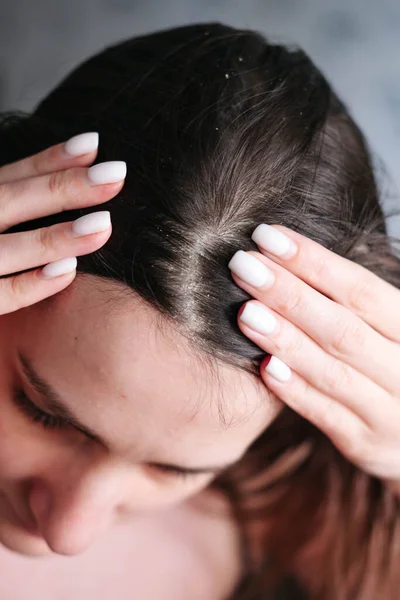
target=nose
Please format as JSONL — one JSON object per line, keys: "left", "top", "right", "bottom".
{"left": 29, "top": 459, "right": 127, "bottom": 556}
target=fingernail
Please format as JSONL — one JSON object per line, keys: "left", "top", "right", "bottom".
{"left": 228, "top": 251, "right": 274, "bottom": 288}
{"left": 265, "top": 356, "right": 291, "bottom": 382}
{"left": 87, "top": 161, "right": 127, "bottom": 186}
{"left": 63, "top": 132, "right": 99, "bottom": 157}
{"left": 41, "top": 257, "right": 77, "bottom": 279}
{"left": 252, "top": 224, "right": 297, "bottom": 259}
{"left": 71, "top": 211, "right": 111, "bottom": 237}
{"left": 240, "top": 303, "right": 277, "bottom": 334}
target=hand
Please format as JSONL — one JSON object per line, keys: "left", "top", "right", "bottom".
{"left": 228, "top": 224, "right": 400, "bottom": 492}
{"left": 0, "top": 132, "right": 126, "bottom": 314}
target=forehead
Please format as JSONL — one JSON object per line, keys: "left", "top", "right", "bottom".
{"left": 15, "top": 276, "right": 278, "bottom": 463}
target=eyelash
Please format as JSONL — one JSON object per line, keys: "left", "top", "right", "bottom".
{"left": 13, "top": 389, "right": 195, "bottom": 481}
{"left": 150, "top": 464, "right": 194, "bottom": 480}
{"left": 13, "top": 389, "right": 70, "bottom": 430}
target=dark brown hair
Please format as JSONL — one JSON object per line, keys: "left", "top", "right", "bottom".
{"left": 1, "top": 22, "right": 400, "bottom": 599}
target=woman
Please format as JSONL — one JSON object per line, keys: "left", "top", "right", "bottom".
{"left": 0, "top": 22, "right": 400, "bottom": 599}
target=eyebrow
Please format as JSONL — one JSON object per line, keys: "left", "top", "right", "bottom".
{"left": 17, "top": 351, "right": 233, "bottom": 477}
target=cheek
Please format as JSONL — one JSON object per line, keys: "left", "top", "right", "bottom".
{"left": 0, "top": 424, "right": 40, "bottom": 480}
{"left": 0, "top": 393, "right": 44, "bottom": 480}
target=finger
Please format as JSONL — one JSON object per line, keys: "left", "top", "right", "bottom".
{"left": 0, "top": 212, "right": 112, "bottom": 275}
{"left": 0, "top": 161, "right": 127, "bottom": 232}
{"left": 259, "top": 354, "right": 372, "bottom": 465}
{"left": 238, "top": 300, "right": 392, "bottom": 427}
{"left": 0, "top": 132, "right": 100, "bottom": 184}
{"left": 0, "top": 258, "right": 78, "bottom": 315}
{"left": 252, "top": 224, "right": 400, "bottom": 342}
{"left": 229, "top": 251, "right": 400, "bottom": 397}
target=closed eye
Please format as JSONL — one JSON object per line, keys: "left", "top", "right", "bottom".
{"left": 147, "top": 463, "right": 200, "bottom": 480}
{"left": 13, "top": 388, "right": 71, "bottom": 430}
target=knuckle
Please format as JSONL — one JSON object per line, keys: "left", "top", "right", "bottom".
{"left": 36, "top": 226, "right": 57, "bottom": 255}
{"left": 48, "top": 168, "right": 84, "bottom": 210}
{"left": 277, "top": 282, "right": 303, "bottom": 314}
{"left": 307, "top": 249, "right": 327, "bottom": 286}
{"left": 328, "top": 313, "right": 366, "bottom": 357}
{"left": 275, "top": 325, "right": 303, "bottom": 358}
{"left": 48, "top": 170, "right": 67, "bottom": 196}
{"left": 347, "top": 272, "right": 376, "bottom": 316}
{"left": 64, "top": 169, "right": 86, "bottom": 210}
{"left": 322, "top": 358, "right": 354, "bottom": 394}
{"left": 9, "top": 274, "right": 28, "bottom": 310}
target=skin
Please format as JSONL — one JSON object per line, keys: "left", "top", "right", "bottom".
{"left": 226, "top": 225, "right": 400, "bottom": 595}
{"left": 2, "top": 139, "right": 400, "bottom": 595}
{"left": 0, "top": 498, "right": 244, "bottom": 600}
{"left": 229, "top": 225, "right": 400, "bottom": 492}
{"left": 0, "top": 274, "right": 280, "bottom": 559}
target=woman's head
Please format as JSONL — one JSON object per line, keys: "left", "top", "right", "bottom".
{"left": 1, "top": 21, "right": 399, "bottom": 598}
{"left": 0, "top": 273, "right": 275, "bottom": 557}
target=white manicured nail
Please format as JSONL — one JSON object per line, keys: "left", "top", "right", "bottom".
{"left": 252, "top": 224, "right": 297, "bottom": 259}
{"left": 41, "top": 257, "right": 77, "bottom": 279}
{"left": 265, "top": 356, "right": 291, "bottom": 382}
{"left": 240, "top": 303, "right": 277, "bottom": 334}
{"left": 72, "top": 211, "right": 111, "bottom": 237}
{"left": 228, "top": 251, "right": 274, "bottom": 288}
{"left": 87, "top": 161, "right": 127, "bottom": 186}
{"left": 64, "top": 132, "right": 99, "bottom": 157}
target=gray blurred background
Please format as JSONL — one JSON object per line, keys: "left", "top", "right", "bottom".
{"left": 1, "top": 0, "right": 399, "bottom": 232}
